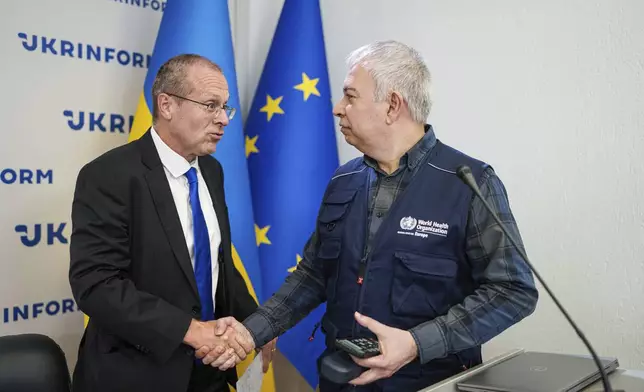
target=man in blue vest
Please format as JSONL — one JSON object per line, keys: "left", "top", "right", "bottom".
{"left": 209, "top": 40, "right": 539, "bottom": 391}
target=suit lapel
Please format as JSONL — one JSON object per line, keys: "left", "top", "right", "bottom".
{"left": 138, "top": 130, "right": 199, "bottom": 300}
{"left": 199, "top": 158, "right": 232, "bottom": 311}
{"left": 199, "top": 158, "right": 231, "bottom": 256}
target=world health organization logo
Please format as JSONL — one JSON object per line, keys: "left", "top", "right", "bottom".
{"left": 399, "top": 216, "right": 417, "bottom": 231}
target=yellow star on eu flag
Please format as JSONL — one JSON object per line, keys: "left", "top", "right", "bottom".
{"left": 245, "top": 135, "right": 259, "bottom": 157}
{"left": 259, "top": 95, "right": 285, "bottom": 121}
{"left": 254, "top": 224, "right": 271, "bottom": 246}
{"left": 288, "top": 254, "right": 303, "bottom": 273}
{"left": 294, "top": 72, "right": 320, "bottom": 101}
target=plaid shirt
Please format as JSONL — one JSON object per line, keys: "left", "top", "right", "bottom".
{"left": 244, "top": 125, "right": 538, "bottom": 365}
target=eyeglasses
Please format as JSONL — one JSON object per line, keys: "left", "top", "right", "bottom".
{"left": 165, "top": 92, "right": 236, "bottom": 120}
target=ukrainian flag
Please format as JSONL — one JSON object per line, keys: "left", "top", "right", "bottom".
{"left": 127, "top": 0, "right": 273, "bottom": 390}
{"left": 245, "top": 0, "right": 339, "bottom": 388}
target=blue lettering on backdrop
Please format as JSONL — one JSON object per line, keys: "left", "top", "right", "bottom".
{"left": 2, "top": 298, "right": 78, "bottom": 324}
{"left": 15, "top": 223, "right": 68, "bottom": 247}
{"left": 1, "top": 169, "right": 53, "bottom": 185}
{"left": 112, "top": 0, "right": 166, "bottom": 12}
{"left": 64, "top": 110, "right": 134, "bottom": 133}
{"left": 18, "top": 33, "right": 151, "bottom": 69}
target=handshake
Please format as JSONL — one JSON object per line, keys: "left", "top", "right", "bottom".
{"left": 183, "top": 316, "right": 277, "bottom": 373}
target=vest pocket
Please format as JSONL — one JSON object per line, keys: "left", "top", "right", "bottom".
{"left": 391, "top": 251, "right": 458, "bottom": 318}
{"left": 317, "top": 238, "right": 342, "bottom": 304}
{"left": 317, "top": 189, "right": 356, "bottom": 235}
{"left": 316, "top": 189, "right": 355, "bottom": 304}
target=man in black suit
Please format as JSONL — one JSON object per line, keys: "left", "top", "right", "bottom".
{"left": 69, "top": 54, "right": 275, "bottom": 392}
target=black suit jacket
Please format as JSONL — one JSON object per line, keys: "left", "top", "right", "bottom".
{"left": 68, "top": 130, "right": 258, "bottom": 392}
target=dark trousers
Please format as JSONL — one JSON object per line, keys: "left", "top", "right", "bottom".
{"left": 187, "top": 363, "right": 229, "bottom": 392}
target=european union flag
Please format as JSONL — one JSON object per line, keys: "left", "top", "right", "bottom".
{"left": 245, "top": 0, "right": 339, "bottom": 388}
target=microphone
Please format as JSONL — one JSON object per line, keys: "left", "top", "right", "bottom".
{"left": 455, "top": 165, "right": 617, "bottom": 392}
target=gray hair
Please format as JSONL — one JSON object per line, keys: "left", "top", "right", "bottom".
{"left": 151, "top": 54, "right": 222, "bottom": 122}
{"left": 346, "top": 40, "right": 432, "bottom": 123}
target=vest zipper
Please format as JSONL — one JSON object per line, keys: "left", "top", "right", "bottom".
{"left": 357, "top": 257, "right": 367, "bottom": 285}
{"left": 353, "top": 254, "right": 369, "bottom": 336}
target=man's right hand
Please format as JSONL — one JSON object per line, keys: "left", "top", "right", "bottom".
{"left": 183, "top": 318, "right": 253, "bottom": 369}
{"left": 193, "top": 317, "right": 256, "bottom": 369}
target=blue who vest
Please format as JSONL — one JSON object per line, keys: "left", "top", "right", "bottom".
{"left": 317, "top": 140, "right": 489, "bottom": 391}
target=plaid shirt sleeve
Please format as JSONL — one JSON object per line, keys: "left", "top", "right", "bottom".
{"left": 409, "top": 167, "right": 539, "bottom": 364}
{"left": 242, "top": 229, "right": 327, "bottom": 348}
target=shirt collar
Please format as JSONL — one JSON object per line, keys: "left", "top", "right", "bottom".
{"left": 364, "top": 124, "right": 437, "bottom": 174}
{"left": 150, "top": 126, "right": 198, "bottom": 178}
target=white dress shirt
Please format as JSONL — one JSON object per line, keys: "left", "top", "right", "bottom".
{"left": 151, "top": 127, "right": 221, "bottom": 310}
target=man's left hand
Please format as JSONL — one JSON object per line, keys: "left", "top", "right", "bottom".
{"left": 259, "top": 338, "right": 278, "bottom": 373}
{"left": 349, "top": 312, "right": 418, "bottom": 386}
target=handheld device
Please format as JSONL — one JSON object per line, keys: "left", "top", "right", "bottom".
{"left": 335, "top": 337, "right": 381, "bottom": 359}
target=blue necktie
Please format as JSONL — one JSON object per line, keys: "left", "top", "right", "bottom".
{"left": 185, "top": 167, "right": 214, "bottom": 322}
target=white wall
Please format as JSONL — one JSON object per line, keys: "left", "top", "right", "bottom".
{"left": 236, "top": 0, "right": 644, "bottom": 370}
{"left": 0, "top": 0, "right": 163, "bottom": 372}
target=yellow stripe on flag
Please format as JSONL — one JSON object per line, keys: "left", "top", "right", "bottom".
{"left": 129, "top": 92, "right": 153, "bottom": 142}
{"left": 230, "top": 244, "right": 275, "bottom": 392}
